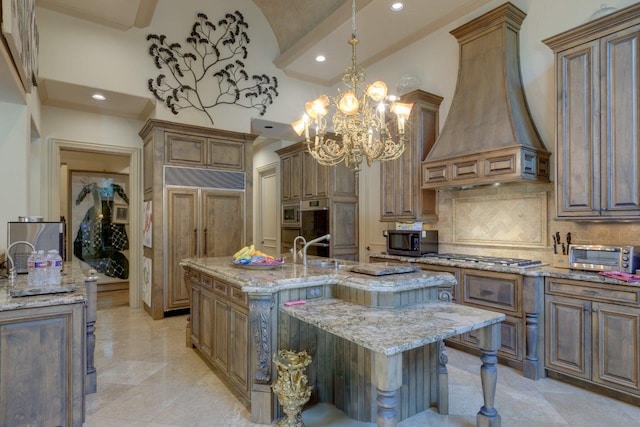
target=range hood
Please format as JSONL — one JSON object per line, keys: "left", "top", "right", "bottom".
{"left": 422, "top": 2, "right": 550, "bottom": 189}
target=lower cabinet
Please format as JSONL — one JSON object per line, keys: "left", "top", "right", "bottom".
{"left": 187, "top": 269, "right": 250, "bottom": 400}
{"left": 0, "top": 303, "right": 85, "bottom": 427}
{"left": 545, "top": 278, "right": 640, "bottom": 399}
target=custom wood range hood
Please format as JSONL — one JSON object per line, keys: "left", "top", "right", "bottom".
{"left": 422, "top": 2, "right": 551, "bottom": 189}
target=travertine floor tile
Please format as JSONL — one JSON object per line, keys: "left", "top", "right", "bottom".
{"left": 87, "top": 307, "right": 639, "bottom": 427}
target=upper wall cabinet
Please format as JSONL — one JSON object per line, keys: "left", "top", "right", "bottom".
{"left": 165, "top": 132, "right": 245, "bottom": 171}
{"left": 544, "top": 4, "right": 640, "bottom": 219}
{"left": 380, "top": 90, "right": 442, "bottom": 222}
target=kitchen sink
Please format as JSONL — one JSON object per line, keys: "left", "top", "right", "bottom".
{"left": 307, "top": 259, "right": 350, "bottom": 270}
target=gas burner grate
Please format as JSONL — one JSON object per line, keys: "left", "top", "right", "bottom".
{"left": 425, "top": 253, "right": 543, "bottom": 268}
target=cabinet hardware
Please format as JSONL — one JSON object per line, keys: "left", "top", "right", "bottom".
{"left": 204, "top": 228, "right": 208, "bottom": 255}
{"left": 480, "top": 290, "right": 494, "bottom": 297}
{"left": 581, "top": 289, "right": 598, "bottom": 296}
{"left": 194, "top": 228, "right": 197, "bottom": 254}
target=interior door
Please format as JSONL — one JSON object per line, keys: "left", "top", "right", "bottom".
{"left": 257, "top": 164, "right": 279, "bottom": 257}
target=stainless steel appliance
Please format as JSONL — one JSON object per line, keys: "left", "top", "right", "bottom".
{"left": 7, "top": 221, "right": 65, "bottom": 273}
{"left": 300, "top": 199, "right": 330, "bottom": 257}
{"left": 568, "top": 244, "right": 639, "bottom": 273}
{"left": 384, "top": 230, "right": 438, "bottom": 257}
{"left": 281, "top": 203, "right": 300, "bottom": 228}
{"left": 424, "top": 253, "right": 543, "bottom": 268}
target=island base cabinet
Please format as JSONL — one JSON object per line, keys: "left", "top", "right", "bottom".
{"left": 545, "top": 278, "right": 640, "bottom": 402}
{"left": 0, "top": 303, "right": 85, "bottom": 427}
{"left": 278, "top": 312, "right": 441, "bottom": 423}
{"left": 186, "top": 270, "right": 250, "bottom": 402}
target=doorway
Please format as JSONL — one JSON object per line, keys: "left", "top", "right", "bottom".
{"left": 46, "top": 139, "right": 142, "bottom": 310}
{"left": 256, "top": 163, "right": 279, "bottom": 257}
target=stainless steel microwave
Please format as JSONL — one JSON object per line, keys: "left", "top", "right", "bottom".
{"left": 281, "top": 203, "right": 300, "bottom": 228}
{"left": 568, "top": 244, "right": 639, "bottom": 273}
{"left": 383, "top": 230, "right": 438, "bottom": 257}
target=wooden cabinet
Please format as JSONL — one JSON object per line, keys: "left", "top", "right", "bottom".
{"left": 276, "top": 142, "right": 358, "bottom": 202}
{"left": 545, "top": 277, "right": 640, "bottom": 399}
{"left": 276, "top": 142, "right": 359, "bottom": 259}
{"left": 544, "top": 5, "right": 640, "bottom": 219}
{"left": 380, "top": 90, "right": 442, "bottom": 222}
{"left": 187, "top": 270, "right": 250, "bottom": 400}
{"left": 0, "top": 303, "right": 85, "bottom": 427}
{"left": 139, "top": 119, "right": 253, "bottom": 318}
{"left": 281, "top": 151, "right": 302, "bottom": 202}
{"left": 165, "top": 132, "right": 245, "bottom": 170}
{"left": 166, "top": 188, "right": 244, "bottom": 311}
{"left": 302, "top": 150, "right": 329, "bottom": 199}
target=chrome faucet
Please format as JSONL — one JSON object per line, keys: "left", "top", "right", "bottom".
{"left": 292, "top": 235, "right": 307, "bottom": 265}
{"left": 5, "top": 240, "right": 36, "bottom": 279}
{"left": 302, "top": 234, "right": 331, "bottom": 266}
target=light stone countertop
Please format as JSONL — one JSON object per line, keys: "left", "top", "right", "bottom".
{"left": 281, "top": 298, "right": 505, "bottom": 356}
{"left": 371, "top": 253, "right": 640, "bottom": 287}
{"left": 180, "top": 257, "right": 457, "bottom": 293}
{"left": 0, "top": 262, "right": 96, "bottom": 311}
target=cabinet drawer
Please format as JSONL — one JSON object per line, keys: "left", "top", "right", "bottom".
{"left": 462, "top": 269, "right": 522, "bottom": 316}
{"left": 214, "top": 280, "right": 229, "bottom": 297}
{"left": 230, "top": 285, "right": 248, "bottom": 308}
{"left": 201, "top": 274, "right": 213, "bottom": 289}
{"left": 546, "top": 278, "right": 640, "bottom": 305}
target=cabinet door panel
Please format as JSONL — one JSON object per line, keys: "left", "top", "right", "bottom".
{"left": 229, "top": 305, "right": 250, "bottom": 393}
{"left": 601, "top": 27, "right": 640, "bottom": 215}
{"left": 545, "top": 295, "right": 590, "bottom": 379}
{"left": 556, "top": 41, "right": 600, "bottom": 216}
{"left": 208, "top": 138, "right": 244, "bottom": 170}
{"left": 201, "top": 190, "right": 244, "bottom": 257}
{"left": 592, "top": 302, "right": 640, "bottom": 392}
{"left": 214, "top": 298, "right": 229, "bottom": 372}
{"left": 165, "top": 133, "right": 206, "bottom": 166}
{"left": 200, "top": 288, "right": 215, "bottom": 359}
{"left": 167, "top": 189, "right": 198, "bottom": 310}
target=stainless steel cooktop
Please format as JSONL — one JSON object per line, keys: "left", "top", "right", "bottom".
{"left": 424, "top": 253, "right": 543, "bottom": 268}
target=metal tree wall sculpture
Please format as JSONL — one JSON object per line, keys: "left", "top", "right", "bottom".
{"left": 147, "top": 11, "right": 279, "bottom": 124}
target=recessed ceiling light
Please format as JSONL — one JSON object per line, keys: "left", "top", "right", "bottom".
{"left": 315, "top": 55, "right": 326, "bottom": 62}
{"left": 390, "top": 2, "right": 404, "bottom": 12}
{"left": 92, "top": 94, "right": 106, "bottom": 101}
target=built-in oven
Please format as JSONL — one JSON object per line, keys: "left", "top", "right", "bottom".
{"left": 281, "top": 203, "right": 300, "bottom": 228}
{"left": 300, "top": 199, "right": 330, "bottom": 258}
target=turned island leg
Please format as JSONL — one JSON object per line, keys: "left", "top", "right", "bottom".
{"left": 476, "top": 323, "right": 501, "bottom": 427}
{"left": 373, "top": 352, "right": 402, "bottom": 427}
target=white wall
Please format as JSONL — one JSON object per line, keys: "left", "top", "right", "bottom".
{"left": 0, "top": 102, "right": 31, "bottom": 247}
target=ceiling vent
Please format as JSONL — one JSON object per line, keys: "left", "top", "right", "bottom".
{"left": 422, "top": 2, "right": 550, "bottom": 189}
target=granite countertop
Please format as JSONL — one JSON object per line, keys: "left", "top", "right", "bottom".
{"left": 0, "top": 262, "right": 97, "bottom": 311}
{"left": 180, "top": 257, "right": 457, "bottom": 293}
{"left": 281, "top": 298, "right": 505, "bottom": 356}
{"left": 371, "top": 253, "right": 640, "bottom": 287}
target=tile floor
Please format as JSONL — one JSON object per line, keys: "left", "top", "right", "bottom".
{"left": 86, "top": 306, "right": 640, "bottom": 426}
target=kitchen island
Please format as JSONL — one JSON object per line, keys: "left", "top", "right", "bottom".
{"left": 181, "top": 257, "right": 505, "bottom": 426}
{"left": 0, "top": 263, "right": 98, "bottom": 427}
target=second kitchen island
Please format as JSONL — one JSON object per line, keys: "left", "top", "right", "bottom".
{"left": 180, "top": 257, "right": 504, "bottom": 426}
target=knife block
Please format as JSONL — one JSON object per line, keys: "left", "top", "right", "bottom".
{"left": 552, "top": 254, "right": 570, "bottom": 269}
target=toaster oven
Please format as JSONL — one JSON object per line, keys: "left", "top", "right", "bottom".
{"left": 568, "top": 244, "right": 639, "bottom": 273}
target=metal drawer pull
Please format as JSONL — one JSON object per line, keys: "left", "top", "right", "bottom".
{"left": 581, "top": 289, "right": 598, "bottom": 296}
{"left": 480, "top": 290, "right": 494, "bottom": 297}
